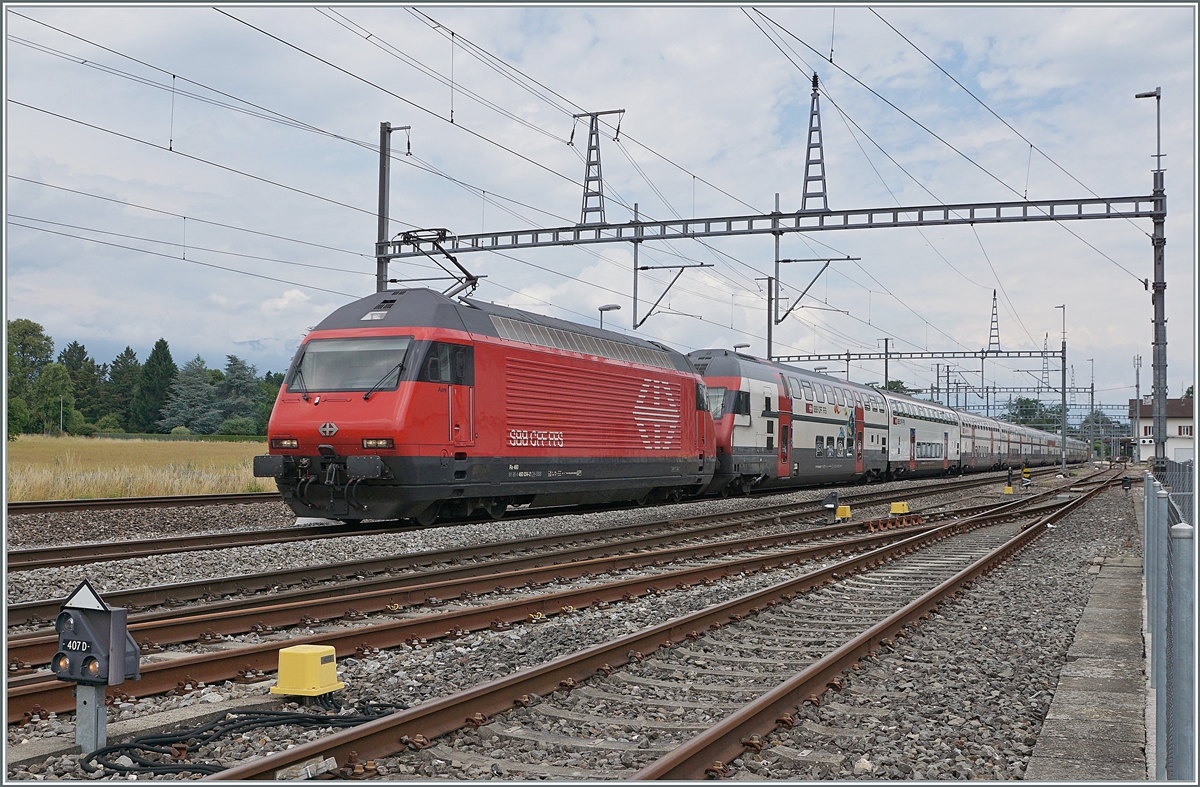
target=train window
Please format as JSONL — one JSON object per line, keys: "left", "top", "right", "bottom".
{"left": 707, "top": 387, "right": 727, "bottom": 418}
{"left": 815, "top": 435, "right": 824, "bottom": 456}
{"left": 696, "top": 382, "right": 709, "bottom": 412}
{"left": 814, "top": 385, "right": 826, "bottom": 403}
{"left": 418, "top": 342, "right": 475, "bottom": 386}
{"left": 881, "top": 436, "right": 887, "bottom": 449}
{"left": 833, "top": 388, "right": 845, "bottom": 406}
{"left": 291, "top": 336, "right": 412, "bottom": 393}
{"left": 733, "top": 391, "right": 751, "bottom": 416}
{"left": 836, "top": 436, "right": 845, "bottom": 457}
{"left": 846, "top": 433, "right": 854, "bottom": 451}
{"left": 767, "top": 421, "right": 774, "bottom": 434}
{"left": 764, "top": 396, "right": 772, "bottom": 413}
{"left": 802, "top": 380, "right": 815, "bottom": 401}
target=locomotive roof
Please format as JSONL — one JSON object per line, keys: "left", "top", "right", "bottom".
{"left": 312, "top": 288, "right": 694, "bottom": 372}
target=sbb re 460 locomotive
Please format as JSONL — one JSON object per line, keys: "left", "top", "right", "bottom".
{"left": 254, "top": 289, "right": 717, "bottom": 523}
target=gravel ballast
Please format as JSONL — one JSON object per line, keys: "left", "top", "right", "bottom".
{"left": 6, "top": 470, "right": 1121, "bottom": 781}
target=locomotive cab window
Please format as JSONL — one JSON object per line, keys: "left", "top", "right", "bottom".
{"left": 289, "top": 336, "right": 412, "bottom": 393}
{"left": 418, "top": 342, "right": 475, "bottom": 386}
{"left": 696, "top": 382, "right": 710, "bottom": 411}
{"left": 707, "top": 387, "right": 728, "bottom": 418}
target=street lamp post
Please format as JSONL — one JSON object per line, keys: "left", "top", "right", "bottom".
{"left": 1135, "top": 87, "right": 1167, "bottom": 473}
{"left": 597, "top": 303, "right": 621, "bottom": 330}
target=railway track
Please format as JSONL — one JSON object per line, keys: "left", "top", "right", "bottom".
{"left": 203, "top": 471, "right": 1119, "bottom": 779}
{"left": 5, "top": 471, "right": 1108, "bottom": 725}
{"left": 6, "top": 466, "right": 1064, "bottom": 574}
{"left": 7, "top": 467, "right": 1067, "bottom": 624}
{"left": 6, "top": 492, "right": 280, "bottom": 516}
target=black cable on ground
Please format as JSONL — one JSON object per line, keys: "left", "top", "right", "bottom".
{"left": 80, "top": 694, "right": 408, "bottom": 776}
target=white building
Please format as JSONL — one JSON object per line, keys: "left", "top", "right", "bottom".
{"left": 1129, "top": 397, "right": 1194, "bottom": 463}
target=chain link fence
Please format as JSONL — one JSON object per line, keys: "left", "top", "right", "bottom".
{"left": 1147, "top": 466, "right": 1194, "bottom": 781}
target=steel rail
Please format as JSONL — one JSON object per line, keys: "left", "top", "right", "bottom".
{"left": 6, "top": 466, "right": 1066, "bottom": 570}
{"left": 6, "top": 492, "right": 280, "bottom": 515}
{"left": 4, "top": 521, "right": 934, "bottom": 724}
{"left": 7, "top": 469, "right": 1050, "bottom": 625}
{"left": 202, "top": 478, "right": 1115, "bottom": 779}
{"left": 9, "top": 475, "right": 1079, "bottom": 667}
{"left": 630, "top": 475, "right": 1117, "bottom": 779}
{"left": 5, "top": 478, "right": 1086, "bottom": 724}
{"left": 6, "top": 513, "right": 934, "bottom": 668}
{"left": 6, "top": 521, "right": 423, "bottom": 571}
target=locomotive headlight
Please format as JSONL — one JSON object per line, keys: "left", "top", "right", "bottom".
{"left": 271, "top": 438, "right": 299, "bottom": 449}
{"left": 362, "top": 438, "right": 394, "bottom": 449}
{"left": 81, "top": 657, "right": 101, "bottom": 680}
{"left": 51, "top": 652, "right": 71, "bottom": 674}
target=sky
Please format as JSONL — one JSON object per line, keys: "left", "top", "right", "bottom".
{"left": 4, "top": 3, "right": 1196, "bottom": 424}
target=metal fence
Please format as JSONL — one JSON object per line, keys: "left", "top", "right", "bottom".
{"left": 1146, "top": 468, "right": 1195, "bottom": 781}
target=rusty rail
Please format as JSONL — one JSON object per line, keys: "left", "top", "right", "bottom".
{"left": 8, "top": 468, "right": 1052, "bottom": 624}
{"left": 203, "top": 479, "right": 1110, "bottom": 779}
{"left": 7, "top": 492, "right": 280, "bottom": 515}
{"left": 630, "top": 475, "right": 1116, "bottom": 778}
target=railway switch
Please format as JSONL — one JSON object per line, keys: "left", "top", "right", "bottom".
{"left": 270, "top": 645, "right": 345, "bottom": 697}
{"left": 50, "top": 580, "right": 140, "bottom": 754}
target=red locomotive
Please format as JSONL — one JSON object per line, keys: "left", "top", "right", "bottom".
{"left": 255, "top": 289, "right": 716, "bottom": 523}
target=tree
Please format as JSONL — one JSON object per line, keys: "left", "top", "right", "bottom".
{"left": 870, "top": 379, "right": 921, "bottom": 396}
{"left": 129, "top": 339, "right": 176, "bottom": 433}
{"left": 30, "top": 363, "right": 74, "bottom": 435}
{"left": 57, "top": 341, "right": 108, "bottom": 422}
{"left": 216, "top": 355, "right": 261, "bottom": 423}
{"left": 157, "top": 355, "right": 222, "bottom": 434}
{"left": 255, "top": 372, "right": 284, "bottom": 434}
{"left": 8, "top": 397, "right": 29, "bottom": 439}
{"left": 105, "top": 347, "right": 141, "bottom": 431}
{"left": 7, "top": 318, "right": 54, "bottom": 404}
{"left": 1186, "top": 384, "right": 1194, "bottom": 399}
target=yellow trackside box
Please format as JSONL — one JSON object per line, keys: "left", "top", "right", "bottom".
{"left": 270, "top": 645, "right": 345, "bottom": 697}
{"left": 889, "top": 501, "right": 910, "bottom": 515}
{"left": 835, "top": 505, "right": 851, "bottom": 520}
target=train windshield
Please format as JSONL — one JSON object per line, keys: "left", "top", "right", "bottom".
{"left": 289, "top": 336, "right": 412, "bottom": 392}
{"left": 706, "top": 387, "right": 727, "bottom": 419}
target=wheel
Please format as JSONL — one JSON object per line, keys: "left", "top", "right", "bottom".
{"left": 483, "top": 500, "right": 507, "bottom": 520}
{"left": 414, "top": 504, "right": 440, "bottom": 526}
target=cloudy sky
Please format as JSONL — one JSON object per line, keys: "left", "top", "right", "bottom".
{"left": 5, "top": 3, "right": 1195, "bottom": 421}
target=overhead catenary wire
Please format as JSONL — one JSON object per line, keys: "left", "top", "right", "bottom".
{"left": 8, "top": 221, "right": 359, "bottom": 297}
{"left": 752, "top": 8, "right": 1148, "bottom": 286}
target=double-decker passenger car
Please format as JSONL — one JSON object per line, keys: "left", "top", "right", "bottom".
{"left": 687, "top": 349, "right": 889, "bottom": 493}
{"left": 255, "top": 289, "right": 716, "bottom": 522}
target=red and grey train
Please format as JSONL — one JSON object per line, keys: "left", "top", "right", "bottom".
{"left": 254, "top": 288, "right": 715, "bottom": 523}
{"left": 256, "top": 289, "right": 1086, "bottom": 522}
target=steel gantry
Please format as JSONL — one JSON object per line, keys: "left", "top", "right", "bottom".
{"left": 373, "top": 79, "right": 1167, "bottom": 471}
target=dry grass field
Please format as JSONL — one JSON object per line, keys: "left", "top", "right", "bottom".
{"left": 6, "top": 435, "right": 271, "bottom": 501}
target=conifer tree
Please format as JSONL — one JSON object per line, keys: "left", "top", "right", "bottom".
{"left": 158, "top": 355, "right": 222, "bottom": 434}
{"left": 105, "top": 347, "right": 141, "bottom": 431}
{"left": 129, "top": 339, "right": 176, "bottom": 433}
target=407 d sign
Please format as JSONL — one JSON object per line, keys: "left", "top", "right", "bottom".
{"left": 508, "top": 429, "right": 564, "bottom": 448}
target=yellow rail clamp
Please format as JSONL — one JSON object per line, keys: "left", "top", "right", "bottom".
{"left": 270, "top": 644, "right": 345, "bottom": 697}
{"left": 889, "top": 501, "right": 910, "bottom": 515}
{"left": 835, "top": 505, "right": 851, "bottom": 520}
